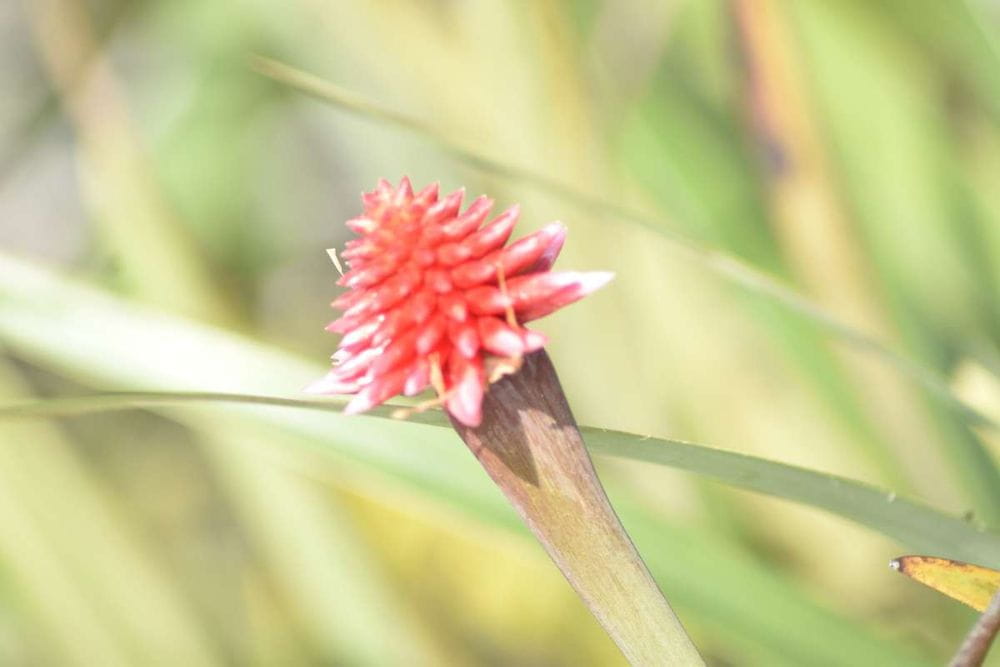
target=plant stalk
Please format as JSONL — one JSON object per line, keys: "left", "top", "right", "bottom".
{"left": 950, "top": 590, "right": 1000, "bottom": 667}
{"left": 450, "top": 350, "right": 703, "bottom": 666}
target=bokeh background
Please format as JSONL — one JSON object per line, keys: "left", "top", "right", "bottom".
{"left": 2, "top": 0, "right": 1000, "bottom": 664}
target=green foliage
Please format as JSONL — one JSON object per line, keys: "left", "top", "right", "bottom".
{"left": 1, "top": 0, "right": 999, "bottom": 664}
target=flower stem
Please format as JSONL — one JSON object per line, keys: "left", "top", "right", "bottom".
{"left": 450, "top": 350, "right": 703, "bottom": 665}
{"left": 950, "top": 590, "right": 1000, "bottom": 667}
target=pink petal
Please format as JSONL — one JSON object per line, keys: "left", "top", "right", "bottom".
{"left": 423, "top": 268, "right": 453, "bottom": 294}
{"left": 450, "top": 259, "right": 495, "bottom": 290}
{"left": 445, "top": 356, "right": 484, "bottom": 427}
{"left": 441, "top": 195, "right": 492, "bottom": 239}
{"left": 422, "top": 189, "right": 465, "bottom": 226}
{"left": 403, "top": 358, "right": 430, "bottom": 396}
{"left": 331, "top": 345, "right": 383, "bottom": 378}
{"left": 464, "top": 285, "right": 513, "bottom": 315}
{"left": 415, "top": 315, "right": 447, "bottom": 355}
{"left": 509, "top": 271, "right": 614, "bottom": 321}
{"left": 370, "top": 329, "right": 419, "bottom": 375}
{"left": 369, "top": 309, "right": 406, "bottom": 348}
{"left": 345, "top": 268, "right": 422, "bottom": 319}
{"left": 438, "top": 292, "right": 468, "bottom": 322}
{"left": 448, "top": 222, "right": 565, "bottom": 289}
{"left": 517, "top": 222, "right": 566, "bottom": 274}
{"left": 412, "top": 182, "right": 439, "bottom": 210}
{"left": 521, "top": 329, "right": 548, "bottom": 351}
{"left": 436, "top": 241, "right": 474, "bottom": 266}
{"left": 463, "top": 205, "right": 519, "bottom": 257}
{"left": 338, "top": 251, "right": 403, "bottom": 288}
{"left": 393, "top": 177, "right": 413, "bottom": 206}
{"left": 337, "top": 315, "right": 382, "bottom": 350}
{"left": 304, "top": 372, "right": 361, "bottom": 395}
{"left": 400, "top": 289, "right": 436, "bottom": 325}
{"left": 478, "top": 317, "right": 525, "bottom": 357}
{"left": 345, "top": 217, "right": 377, "bottom": 234}
{"left": 344, "top": 366, "right": 409, "bottom": 415}
{"left": 448, "top": 320, "right": 480, "bottom": 358}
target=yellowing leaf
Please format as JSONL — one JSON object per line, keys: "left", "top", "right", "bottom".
{"left": 891, "top": 555, "right": 1000, "bottom": 611}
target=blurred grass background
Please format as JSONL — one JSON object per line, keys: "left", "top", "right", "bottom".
{"left": 1, "top": 0, "right": 999, "bottom": 664}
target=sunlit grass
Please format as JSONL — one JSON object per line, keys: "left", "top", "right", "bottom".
{"left": 1, "top": 0, "right": 999, "bottom": 664}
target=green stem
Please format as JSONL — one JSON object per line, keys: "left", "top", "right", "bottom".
{"left": 450, "top": 351, "right": 703, "bottom": 666}
{"left": 950, "top": 590, "right": 1000, "bottom": 667}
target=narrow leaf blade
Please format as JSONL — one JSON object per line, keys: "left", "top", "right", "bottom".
{"left": 891, "top": 556, "right": 1000, "bottom": 611}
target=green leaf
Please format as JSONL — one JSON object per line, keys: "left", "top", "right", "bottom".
{"left": 251, "top": 56, "right": 997, "bottom": 435}
{"left": 891, "top": 556, "right": 1000, "bottom": 612}
{"left": 787, "top": 0, "right": 1000, "bottom": 524}
{"left": 0, "top": 253, "right": 945, "bottom": 664}
{"left": 3, "top": 389, "right": 997, "bottom": 567}
{"left": 451, "top": 351, "right": 704, "bottom": 664}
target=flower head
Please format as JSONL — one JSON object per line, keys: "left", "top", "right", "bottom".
{"left": 308, "top": 177, "right": 612, "bottom": 426}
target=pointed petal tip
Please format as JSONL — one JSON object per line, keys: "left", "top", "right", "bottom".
{"left": 303, "top": 378, "right": 329, "bottom": 395}
{"left": 447, "top": 399, "right": 483, "bottom": 427}
{"left": 522, "top": 329, "right": 548, "bottom": 351}
{"left": 534, "top": 222, "right": 568, "bottom": 271}
{"left": 343, "top": 394, "right": 375, "bottom": 415}
{"left": 542, "top": 220, "right": 567, "bottom": 233}
{"left": 488, "top": 203, "right": 519, "bottom": 227}
{"left": 431, "top": 188, "right": 465, "bottom": 215}
{"left": 469, "top": 194, "right": 494, "bottom": 211}
{"left": 414, "top": 181, "right": 440, "bottom": 204}
{"left": 532, "top": 270, "right": 615, "bottom": 294}
{"left": 446, "top": 357, "right": 485, "bottom": 427}
{"left": 395, "top": 176, "right": 414, "bottom": 204}
{"left": 576, "top": 270, "right": 615, "bottom": 295}
{"left": 304, "top": 373, "right": 352, "bottom": 395}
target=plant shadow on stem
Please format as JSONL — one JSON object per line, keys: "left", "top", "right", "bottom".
{"left": 449, "top": 351, "right": 704, "bottom": 663}
{"left": 453, "top": 351, "right": 590, "bottom": 489}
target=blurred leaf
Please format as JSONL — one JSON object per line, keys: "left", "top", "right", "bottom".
{"left": 3, "top": 387, "right": 999, "bottom": 568}
{"left": 787, "top": 0, "right": 1000, "bottom": 525}
{"left": 891, "top": 556, "right": 1000, "bottom": 612}
{"left": 0, "top": 361, "right": 220, "bottom": 665}
{"left": 618, "top": 64, "right": 774, "bottom": 265}
{"left": 451, "top": 351, "right": 704, "bottom": 665}
{"left": 788, "top": 0, "right": 983, "bottom": 340}
{"left": 621, "top": 57, "right": 912, "bottom": 490}
{"left": 0, "top": 253, "right": 936, "bottom": 665}
{"left": 251, "top": 56, "right": 998, "bottom": 436}
{"left": 871, "top": 0, "right": 1000, "bottom": 121}
{"left": 24, "top": 0, "right": 235, "bottom": 325}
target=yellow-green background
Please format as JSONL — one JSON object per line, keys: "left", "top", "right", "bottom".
{"left": 1, "top": 0, "right": 999, "bottom": 664}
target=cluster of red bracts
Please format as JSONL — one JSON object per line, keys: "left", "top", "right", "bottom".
{"left": 308, "top": 178, "right": 612, "bottom": 426}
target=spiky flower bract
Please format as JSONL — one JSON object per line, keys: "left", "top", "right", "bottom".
{"left": 309, "top": 177, "right": 612, "bottom": 426}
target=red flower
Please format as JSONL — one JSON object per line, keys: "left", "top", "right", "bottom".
{"left": 308, "top": 177, "right": 612, "bottom": 426}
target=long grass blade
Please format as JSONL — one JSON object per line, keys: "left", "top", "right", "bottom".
{"left": 251, "top": 56, "right": 996, "bottom": 433}
{"left": 0, "top": 253, "right": 954, "bottom": 663}
{"left": 2, "top": 389, "right": 997, "bottom": 566}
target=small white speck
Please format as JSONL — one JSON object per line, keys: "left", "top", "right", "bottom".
{"left": 327, "top": 248, "right": 343, "bottom": 276}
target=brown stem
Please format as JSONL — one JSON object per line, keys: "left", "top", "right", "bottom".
{"left": 450, "top": 350, "right": 702, "bottom": 665}
{"left": 949, "top": 590, "right": 1000, "bottom": 667}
